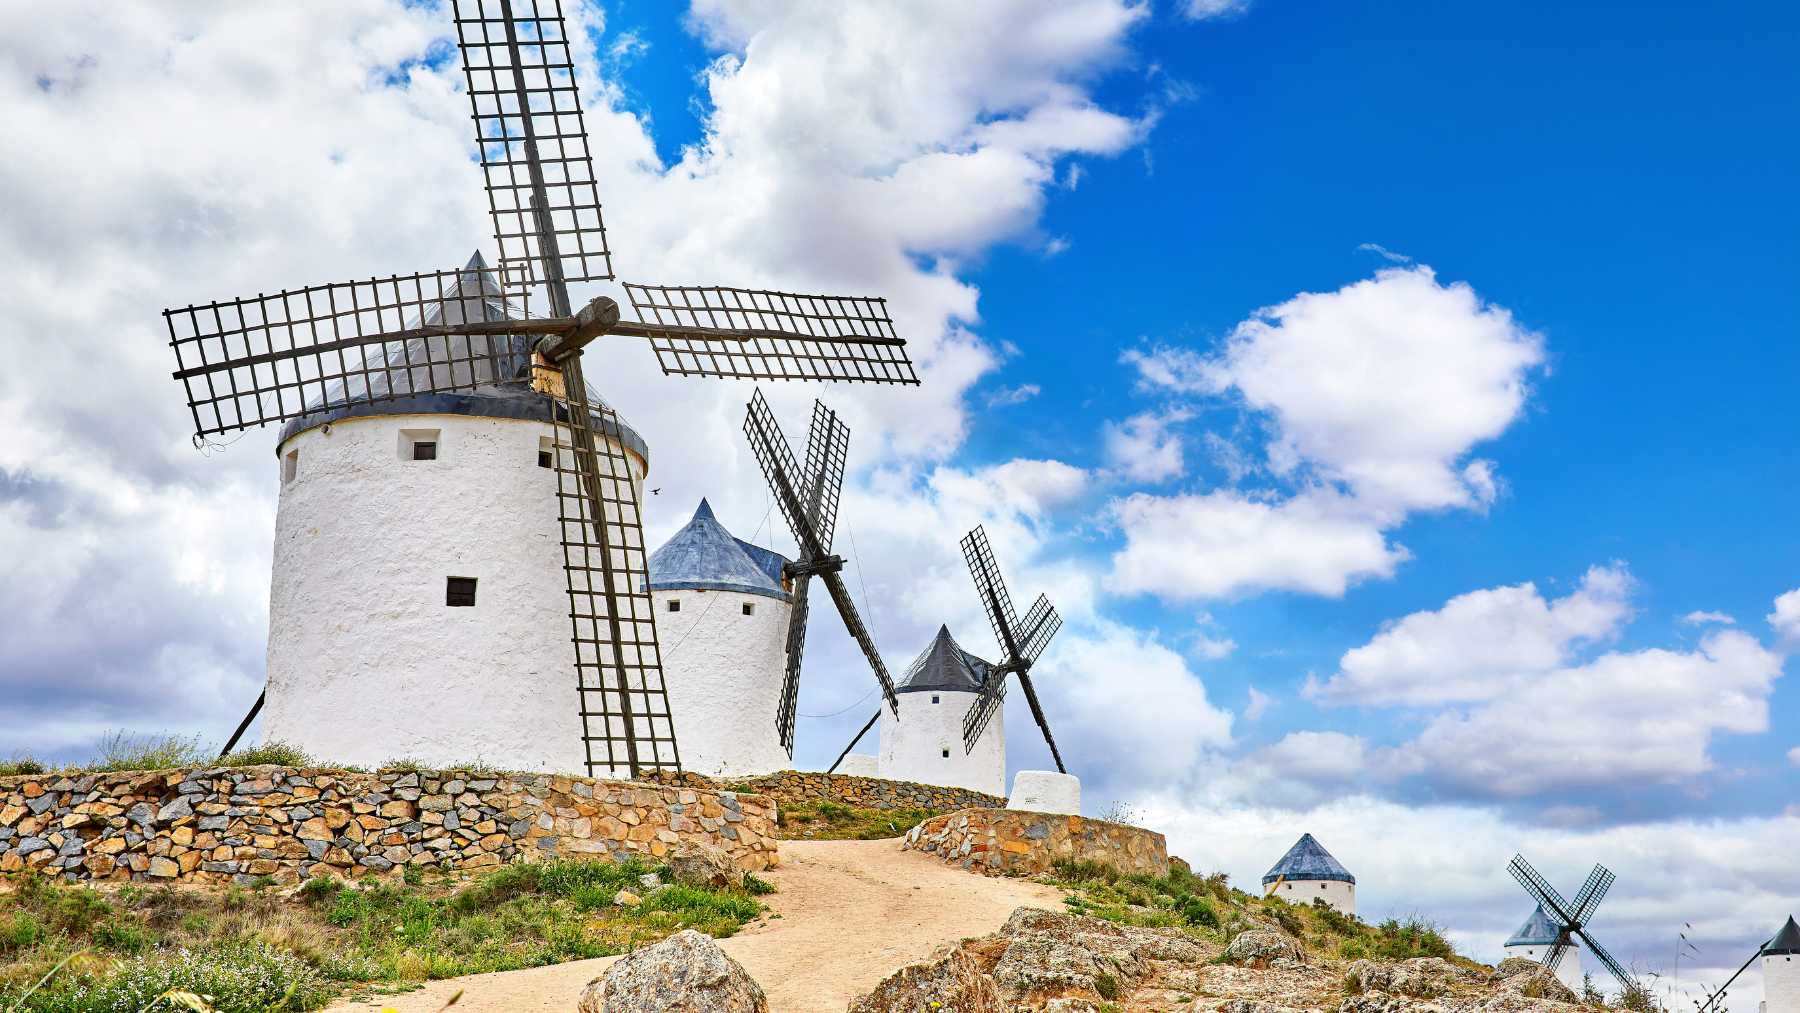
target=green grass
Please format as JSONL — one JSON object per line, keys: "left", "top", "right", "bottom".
{"left": 0, "top": 756, "right": 47, "bottom": 777}
{"left": 766, "top": 801, "right": 945, "bottom": 840}
{"left": 1047, "top": 860, "right": 1464, "bottom": 966}
{"left": 0, "top": 857, "right": 770, "bottom": 1012}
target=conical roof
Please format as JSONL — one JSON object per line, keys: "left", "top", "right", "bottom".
{"left": 276, "top": 251, "right": 647, "bottom": 465}
{"left": 897, "top": 625, "right": 994, "bottom": 695}
{"left": 1506, "top": 904, "right": 1566, "bottom": 947}
{"left": 1262, "top": 833, "right": 1355, "bottom": 885}
{"left": 1765, "top": 916, "right": 1800, "bottom": 956}
{"left": 647, "top": 499, "right": 791, "bottom": 601}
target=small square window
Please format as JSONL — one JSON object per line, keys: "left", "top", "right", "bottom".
{"left": 941, "top": 749, "right": 950, "bottom": 758}
{"left": 445, "top": 576, "right": 477, "bottom": 607}
{"left": 667, "top": 599, "right": 681, "bottom": 613}
{"left": 931, "top": 694, "right": 940, "bottom": 704}
{"left": 282, "top": 450, "right": 298, "bottom": 484}
{"left": 742, "top": 602, "right": 755, "bottom": 616}
{"left": 412, "top": 441, "right": 437, "bottom": 461}
{"left": 537, "top": 450, "right": 552, "bottom": 469}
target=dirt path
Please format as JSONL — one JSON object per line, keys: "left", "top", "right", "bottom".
{"left": 329, "top": 838, "right": 1063, "bottom": 1013}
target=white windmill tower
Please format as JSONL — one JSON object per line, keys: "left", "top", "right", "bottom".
{"left": 1262, "top": 833, "right": 1357, "bottom": 916}
{"left": 1763, "top": 916, "right": 1800, "bottom": 1013}
{"left": 876, "top": 625, "right": 1007, "bottom": 797}
{"left": 645, "top": 499, "right": 795, "bottom": 777}
{"left": 164, "top": 0, "right": 920, "bottom": 780}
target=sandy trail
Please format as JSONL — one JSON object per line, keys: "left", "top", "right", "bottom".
{"left": 329, "top": 837, "right": 1063, "bottom": 1013}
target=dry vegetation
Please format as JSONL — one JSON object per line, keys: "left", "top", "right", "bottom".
{"left": 765, "top": 799, "right": 948, "bottom": 840}
{"left": 0, "top": 858, "right": 771, "bottom": 1012}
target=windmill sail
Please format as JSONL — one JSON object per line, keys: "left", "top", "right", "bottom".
{"left": 1508, "top": 854, "right": 1636, "bottom": 990}
{"left": 623, "top": 284, "right": 919, "bottom": 384}
{"left": 957, "top": 526, "right": 1065, "bottom": 771}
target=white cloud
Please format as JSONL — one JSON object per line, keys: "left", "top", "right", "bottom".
{"left": 1111, "top": 266, "right": 1544, "bottom": 601}
{"left": 1356, "top": 241, "right": 1412, "bottom": 264}
{"left": 1682, "top": 610, "right": 1735, "bottom": 625}
{"left": 987, "top": 383, "right": 1041, "bottom": 407}
{"left": 1109, "top": 489, "right": 1408, "bottom": 599}
{"left": 1102, "top": 408, "right": 1192, "bottom": 483}
{"left": 1193, "top": 633, "right": 1237, "bottom": 660}
{"left": 1789, "top": 746, "right": 1800, "bottom": 766}
{"left": 1769, "top": 588, "right": 1800, "bottom": 646}
{"left": 1397, "top": 628, "right": 1783, "bottom": 796}
{"left": 1312, "top": 564, "right": 1635, "bottom": 706}
{"left": 1182, "top": 0, "right": 1252, "bottom": 21}
{"left": 1243, "top": 686, "right": 1273, "bottom": 720}
{"left": 0, "top": 0, "right": 1156, "bottom": 758}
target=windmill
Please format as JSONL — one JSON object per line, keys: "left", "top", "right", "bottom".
{"left": 742, "top": 390, "right": 900, "bottom": 756}
{"left": 161, "top": 0, "right": 919, "bottom": 779}
{"left": 958, "top": 526, "right": 1065, "bottom": 771}
{"left": 1507, "top": 853, "right": 1637, "bottom": 993}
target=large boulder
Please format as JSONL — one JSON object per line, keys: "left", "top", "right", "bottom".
{"left": 666, "top": 842, "right": 740, "bottom": 890}
{"left": 1223, "top": 929, "right": 1305, "bottom": 969}
{"left": 992, "top": 907, "right": 1206, "bottom": 1003}
{"left": 577, "top": 930, "right": 766, "bottom": 1013}
{"left": 849, "top": 942, "right": 1005, "bottom": 1013}
{"left": 1347, "top": 958, "right": 1475, "bottom": 999}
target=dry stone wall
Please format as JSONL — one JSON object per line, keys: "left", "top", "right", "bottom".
{"left": 651, "top": 770, "right": 1005, "bottom": 813}
{"left": 902, "top": 807, "right": 1168, "bottom": 878}
{"left": 0, "top": 766, "right": 776, "bottom": 885}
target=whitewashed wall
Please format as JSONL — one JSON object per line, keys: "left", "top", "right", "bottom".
{"left": 649, "top": 585, "right": 791, "bottom": 777}
{"left": 1268, "top": 877, "right": 1357, "bottom": 917}
{"left": 835, "top": 753, "right": 879, "bottom": 777}
{"left": 265, "top": 413, "right": 645, "bottom": 775}
{"left": 877, "top": 688, "right": 1005, "bottom": 797}
{"left": 1767, "top": 952, "right": 1799, "bottom": 1013}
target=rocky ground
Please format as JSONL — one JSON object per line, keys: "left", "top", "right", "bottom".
{"left": 576, "top": 904, "right": 1602, "bottom": 1013}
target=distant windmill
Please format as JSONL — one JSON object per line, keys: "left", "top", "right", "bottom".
{"left": 162, "top": 0, "right": 919, "bottom": 778}
{"left": 743, "top": 390, "right": 901, "bottom": 756}
{"left": 1507, "top": 853, "right": 1637, "bottom": 992}
{"left": 957, "top": 527, "right": 1065, "bottom": 770}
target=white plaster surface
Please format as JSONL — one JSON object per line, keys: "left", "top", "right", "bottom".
{"left": 649, "top": 586, "right": 792, "bottom": 777}
{"left": 1270, "top": 877, "right": 1357, "bottom": 917}
{"left": 265, "top": 413, "right": 646, "bottom": 776}
{"left": 1767, "top": 952, "right": 1799, "bottom": 1013}
{"left": 1009, "top": 770, "right": 1080, "bottom": 814}
{"left": 1504, "top": 943, "right": 1585, "bottom": 994}
{"left": 835, "top": 753, "right": 879, "bottom": 777}
{"left": 877, "top": 688, "right": 1005, "bottom": 797}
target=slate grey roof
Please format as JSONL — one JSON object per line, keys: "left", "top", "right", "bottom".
{"left": 1506, "top": 904, "right": 1566, "bottom": 947}
{"left": 647, "top": 499, "right": 791, "bottom": 602}
{"left": 276, "top": 251, "right": 648, "bottom": 466}
{"left": 897, "top": 625, "right": 994, "bottom": 695}
{"left": 1766, "top": 916, "right": 1800, "bottom": 956}
{"left": 1262, "top": 833, "right": 1355, "bottom": 885}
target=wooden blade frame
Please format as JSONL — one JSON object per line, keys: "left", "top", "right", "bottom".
{"left": 776, "top": 574, "right": 812, "bottom": 753}
{"left": 625, "top": 284, "right": 920, "bottom": 385}
{"left": 551, "top": 352, "right": 680, "bottom": 778}
{"left": 165, "top": 267, "right": 552, "bottom": 439}
{"left": 958, "top": 526, "right": 1065, "bottom": 772}
{"left": 454, "top": 0, "right": 613, "bottom": 293}
{"left": 1508, "top": 855, "right": 1635, "bottom": 990}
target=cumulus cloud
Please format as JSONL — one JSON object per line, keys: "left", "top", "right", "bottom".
{"left": 1311, "top": 564, "right": 1635, "bottom": 706}
{"left": 1182, "top": 0, "right": 1252, "bottom": 21}
{"left": 1682, "top": 610, "right": 1735, "bottom": 625}
{"left": 1110, "top": 266, "right": 1545, "bottom": 601}
{"left": 1103, "top": 408, "right": 1192, "bottom": 483}
{"left": 0, "top": 0, "right": 1157, "bottom": 759}
{"left": 1243, "top": 686, "right": 1273, "bottom": 721}
{"left": 1769, "top": 588, "right": 1800, "bottom": 646}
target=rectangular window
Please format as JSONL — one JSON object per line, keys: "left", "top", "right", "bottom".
{"left": 282, "top": 450, "right": 298, "bottom": 484}
{"left": 931, "top": 694, "right": 940, "bottom": 704}
{"left": 941, "top": 749, "right": 950, "bottom": 758}
{"left": 667, "top": 599, "right": 681, "bottom": 613}
{"left": 412, "top": 441, "right": 437, "bottom": 461}
{"left": 537, "top": 450, "right": 552, "bottom": 469}
{"left": 445, "top": 576, "right": 477, "bottom": 607}
{"left": 742, "top": 602, "right": 755, "bottom": 616}
{"left": 398, "top": 427, "right": 441, "bottom": 461}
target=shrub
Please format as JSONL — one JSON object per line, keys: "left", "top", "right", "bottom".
{"left": 1097, "top": 801, "right": 1142, "bottom": 826}
{"left": 217, "top": 741, "right": 312, "bottom": 768}
{"left": 1174, "top": 895, "right": 1219, "bottom": 929}
{"left": 740, "top": 873, "right": 776, "bottom": 896}
{"left": 1369, "top": 916, "right": 1454, "bottom": 960}
{"left": 0, "top": 756, "right": 47, "bottom": 776}
{"left": 1094, "top": 971, "right": 1122, "bottom": 1000}
{"left": 12, "top": 942, "right": 329, "bottom": 1013}
{"left": 86, "top": 732, "right": 210, "bottom": 773}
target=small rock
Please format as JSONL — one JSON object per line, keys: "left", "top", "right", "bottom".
{"left": 613, "top": 889, "right": 641, "bottom": 907}
{"left": 638, "top": 872, "right": 663, "bottom": 891}
{"left": 667, "top": 842, "right": 739, "bottom": 889}
{"left": 578, "top": 929, "right": 766, "bottom": 1013}
{"left": 1223, "top": 929, "right": 1305, "bottom": 969}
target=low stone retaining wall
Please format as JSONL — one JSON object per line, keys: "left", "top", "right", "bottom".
{"left": 646, "top": 769, "right": 1005, "bottom": 814}
{"left": 902, "top": 808, "right": 1168, "bottom": 878}
{"left": 0, "top": 766, "right": 777, "bottom": 886}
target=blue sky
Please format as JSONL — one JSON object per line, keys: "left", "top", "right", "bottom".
{"left": 2, "top": 0, "right": 1795, "bottom": 993}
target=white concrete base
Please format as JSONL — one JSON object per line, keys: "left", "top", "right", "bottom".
{"left": 1766, "top": 952, "right": 1798, "bottom": 1013}
{"left": 834, "top": 753, "right": 879, "bottom": 777}
{"left": 1009, "top": 770, "right": 1081, "bottom": 815}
